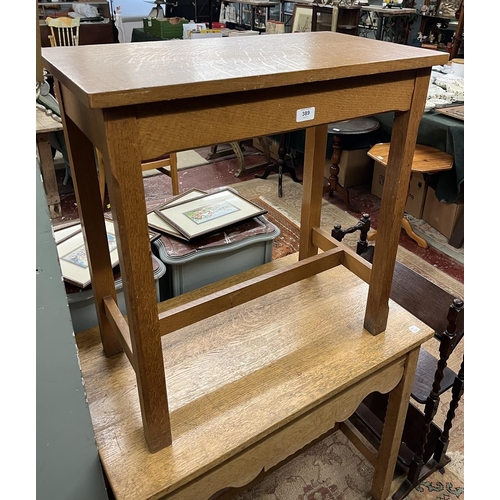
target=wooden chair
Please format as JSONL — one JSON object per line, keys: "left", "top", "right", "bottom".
{"left": 97, "top": 150, "right": 180, "bottom": 207}
{"left": 46, "top": 17, "right": 80, "bottom": 47}
{"left": 332, "top": 214, "right": 464, "bottom": 499}
{"left": 367, "top": 143, "right": 454, "bottom": 248}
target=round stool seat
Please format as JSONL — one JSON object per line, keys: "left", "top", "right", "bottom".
{"left": 328, "top": 117, "right": 380, "bottom": 136}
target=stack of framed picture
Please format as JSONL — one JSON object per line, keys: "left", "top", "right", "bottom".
{"left": 147, "top": 188, "right": 281, "bottom": 300}
{"left": 147, "top": 188, "right": 268, "bottom": 242}
{"left": 54, "top": 217, "right": 160, "bottom": 289}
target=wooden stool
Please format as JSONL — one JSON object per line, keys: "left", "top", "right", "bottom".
{"left": 207, "top": 138, "right": 272, "bottom": 177}
{"left": 97, "top": 151, "right": 179, "bottom": 207}
{"left": 325, "top": 117, "right": 381, "bottom": 211}
{"left": 367, "top": 143, "right": 454, "bottom": 248}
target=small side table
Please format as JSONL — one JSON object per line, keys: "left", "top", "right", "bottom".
{"left": 326, "top": 116, "right": 380, "bottom": 211}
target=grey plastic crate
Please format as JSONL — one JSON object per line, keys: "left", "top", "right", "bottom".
{"left": 67, "top": 255, "right": 166, "bottom": 334}
{"left": 153, "top": 224, "right": 280, "bottom": 300}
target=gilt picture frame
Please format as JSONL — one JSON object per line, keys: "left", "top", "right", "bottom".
{"left": 154, "top": 189, "right": 267, "bottom": 241}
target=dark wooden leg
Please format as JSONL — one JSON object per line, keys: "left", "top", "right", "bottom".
{"left": 255, "top": 133, "right": 301, "bottom": 198}
{"left": 326, "top": 134, "right": 356, "bottom": 211}
{"left": 392, "top": 299, "right": 463, "bottom": 500}
{"left": 432, "top": 357, "right": 464, "bottom": 466}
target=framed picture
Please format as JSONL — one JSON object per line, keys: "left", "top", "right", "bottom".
{"left": 147, "top": 188, "right": 207, "bottom": 239}
{"left": 56, "top": 218, "right": 118, "bottom": 288}
{"left": 291, "top": 5, "right": 313, "bottom": 33}
{"left": 437, "top": 0, "right": 462, "bottom": 18}
{"left": 154, "top": 189, "right": 267, "bottom": 241}
{"left": 55, "top": 217, "right": 159, "bottom": 288}
{"left": 53, "top": 220, "right": 82, "bottom": 244}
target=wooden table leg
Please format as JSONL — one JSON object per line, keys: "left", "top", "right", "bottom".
{"left": 364, "top": 67, "right": 431, "bottom": 335}
{"left": 36, "top": 132, "right": 61, "bottom": 219}
{"left": 326, "top": 134, "right": 356, "bottom": 211}
{"left": 371, "top": 348, "right": 420, "bottom": 500}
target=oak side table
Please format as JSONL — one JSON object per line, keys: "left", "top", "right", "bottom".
{"left": 42, "top": 32, "right": 448, "bottom": 500}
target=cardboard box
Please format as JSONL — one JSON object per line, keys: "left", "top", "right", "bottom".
{"left": 422, "top": 186, "right": 464, "bottom": 240}
{"left": 324, "top": 148, "right": 373, "bottom": 188}
{"left": 371, "top": 161, "right": 428, "bottom": 218}
{"left": 189, "top": 30, "right": 223, "bottom": 39}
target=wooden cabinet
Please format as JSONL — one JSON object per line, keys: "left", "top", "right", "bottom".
{"left": 38, "top": 1, "right": 115, "bottom": 47}
{"left": 418, "top": 0, "right": 464, "bottom": 57}
{"left": 312, "top": 5, "right": 361, "bottom": 36}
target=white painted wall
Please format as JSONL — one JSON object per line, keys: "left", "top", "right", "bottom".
{"left": 110, "top": 0, "right": 151, "bottom": 18}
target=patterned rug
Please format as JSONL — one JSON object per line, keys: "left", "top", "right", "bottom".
{"left": 232, "top": 432, "right": 464, "bottom": 500}
{"left": 406, "top": 214, "right": 464, "bottom": 264}
{"left": 251, "top": 198, "right": 301, "bottom": 260}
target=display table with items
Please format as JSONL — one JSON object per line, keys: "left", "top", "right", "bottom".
{"left": 42, "top": 32, "right": 447, "bottom": 500}
{"left": 145, "top": 187, "right": 280, "bottom": 300}
{"left": 359, "top": 4, "right": 417, "bottom": 44}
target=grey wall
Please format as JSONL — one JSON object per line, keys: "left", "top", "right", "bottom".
{"left": 36, "top": 160, "right": 109, "bottom": 500}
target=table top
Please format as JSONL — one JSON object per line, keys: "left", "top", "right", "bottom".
{"left": 328, "top": 116, "right": 380, "bottom": 135}
{"left": 375, "top": 110, "right": 463, "bottom": 202}
{"left": 42, "top": 31, "right": 448, "bottom": 110}
{"left": 368, "top": 143, "right": 454, "bottom": 174}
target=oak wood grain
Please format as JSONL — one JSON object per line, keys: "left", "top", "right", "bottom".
{"left": 76, "top": 265, "right": 432, "bottom": 500}
{"left": 43, "top": 31, "right": 447, "bottom": 491}
{"left": 364, "top": 68, "right": 432, "bottom": 334}
{"left": 368, "top": 143, "right": 454, "bottom": 173}
{"left": 41, "top": 32, "right": 448, "bottom": 109}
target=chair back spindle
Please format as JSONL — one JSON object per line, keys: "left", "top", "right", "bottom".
{"left": 46, "top": 17, "right": 80, "bottom": 47}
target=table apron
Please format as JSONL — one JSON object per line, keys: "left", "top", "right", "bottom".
{"left": 59, "top": 70, "right": 417, "bottom": 159}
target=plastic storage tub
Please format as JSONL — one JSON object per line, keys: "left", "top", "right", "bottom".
{"left": 152, "top": 217, "right": 279, "bottom": 300}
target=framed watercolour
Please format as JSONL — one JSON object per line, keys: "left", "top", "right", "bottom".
{"left": 55, "top": 217, "right": 160, "bottom": 288}
{"left": 154, "top": 189, "right": 267, "bottom": 241}
{"left": 56, "top": 218, "right": 119, "bottom": 288}
{"left": 291, "top": 5, "right": 313, "bottom": 33}
{"left": 147, "top": 189, "right": 207, "bottom": 239}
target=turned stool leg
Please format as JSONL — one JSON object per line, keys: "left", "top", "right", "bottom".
{"left": 327, "top": 134, "right": 355, "bottom": 211}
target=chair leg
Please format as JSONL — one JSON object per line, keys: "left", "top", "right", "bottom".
{"left": 401, "top": 217, "right": 428, "bottom": 248}
{"left": 392, "top": 299, "right": 463, "bottom": 500}
{"left": 432, "top": 357, "right": 464, "bottom": 466}
{"left": 169, "top": 152, "right": 179, "bottom": 195}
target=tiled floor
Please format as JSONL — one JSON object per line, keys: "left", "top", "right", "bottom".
{"left": 52, "top": 142, "right": 464, "bottom": 283}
